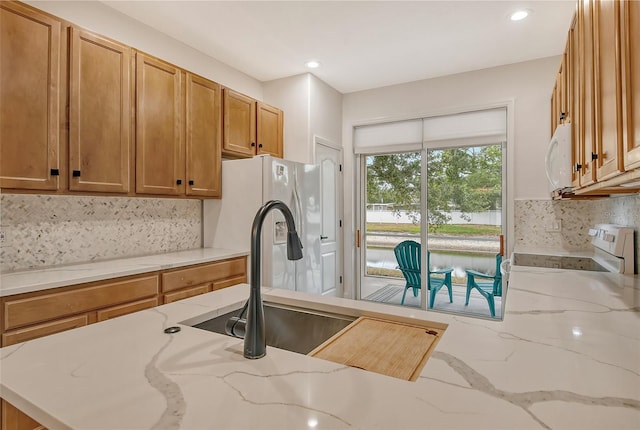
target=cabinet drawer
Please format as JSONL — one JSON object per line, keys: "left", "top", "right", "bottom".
{"left": 162, "top": 257, "right": 246, "bottom": 292}
{"left": 96, "top": 297, "right": 159, "bottom": 322}
{"left": 212, "top": 275, "right": 246, "bottom": 291}
{"left": 3, "top": 275, "right": 159, "bottom": 330}
{"left": 163, "top": 284, "right": 211, "bottom": 304}
{"left": 2, "top": 314, "right": 90, "bottom": 347}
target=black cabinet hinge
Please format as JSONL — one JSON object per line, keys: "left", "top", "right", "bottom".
{"left": 339, "top": 220, "right": 342, "bottom": 227}
{"left": 339, "top": 276, "right": 343, "bottom": 284}
{"left": 591, "top": 152, "right": 598, "bottom": 160}
{"left": 339, "top": 164, "right": 342, "bottom": 172}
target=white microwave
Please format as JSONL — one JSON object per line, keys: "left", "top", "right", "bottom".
{"left": 544, "top": 123, "right": 572, "bottom": 193}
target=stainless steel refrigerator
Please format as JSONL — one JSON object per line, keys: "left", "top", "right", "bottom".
{"left": 203, "top": 155, "right": 321, "bottom": 294}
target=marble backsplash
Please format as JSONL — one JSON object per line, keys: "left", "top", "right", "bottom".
{"left": 514, "top": 194, "right": 640, "bottom": 271}
{"left": 0, "top": 194, "right": 202, "bottom": 272}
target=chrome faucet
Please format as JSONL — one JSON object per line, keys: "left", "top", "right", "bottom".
{"left": 225, "top": 200, "right": 303, "bottom": 359}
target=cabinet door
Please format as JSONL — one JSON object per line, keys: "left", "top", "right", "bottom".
{"left": 136, "top": 53, "right": 184, "bottom": 195}
{"left": 222, "top": 89, "right": 256, "bottom": 158}
{"left": 593, "top": 0, "right": 624, "bottom": 181}
{"left": 186, "top": 73, "right": 222, "bottom": 197}
{"left": 257, "top": 102, "right": 283, "bottom": 158}
{"left": 578, "top": 0, "right": 596, "bottom": 186}
{"left": 570, "top": 15, "right": 583, "bottom": 188}
{"left": 0, "top": 2, "right": 61, "bottom": 191}
{"left": 620, "top": 0, "right": 640, "bottom": 170}
{"left": 69, "top": 28, "right": 132, "bottom": 193}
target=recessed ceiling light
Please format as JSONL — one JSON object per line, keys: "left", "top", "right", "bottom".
{"left": 510, "top": 10, "right": 529, "bottom": 21}
{"left": 305, "top": 60, "right": 320, "bottom": 69}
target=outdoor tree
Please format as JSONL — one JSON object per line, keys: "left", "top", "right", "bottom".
{"left": 367, "top": 145, "right": 502, "bottom": 231}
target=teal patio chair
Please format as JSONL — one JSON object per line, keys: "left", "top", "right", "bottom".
{"left": 393, "top": 240, "right": 454, "bottom": 307}
{"left": 465, "top": 254, "right": 503, "bottom": 317}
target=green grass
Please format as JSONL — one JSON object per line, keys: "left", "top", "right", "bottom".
{"left": 367, "top": 223, "right": 501, "bottom": 236}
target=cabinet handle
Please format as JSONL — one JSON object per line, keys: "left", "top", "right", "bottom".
{"left": 176, "top": 179, "right": 182, "bottom": 185}
{"left": 575, "top": 163, "right": 582, "bottom": 172}
{"left": 559, "top": 112, "right": 566, "bottom": 121}
{"left": 251, "top": 142, "right": 256, "bottom": 147}
{"left": 188, "top": 180, "right": 194, "bottom": 185}
{"left": 591, "top": 152, "right": 598, "bottom": 160}
{"left": 50, "top": 169, "right": 60, "bottom": 176}
{"left": 258, "top": 143, "right": 263, "bottom": 148}
{"left": 72, "top": 170, "right": 81, "bottom": 177}
{"left": 320, "top": 235, "right": 328, "bottom": 240}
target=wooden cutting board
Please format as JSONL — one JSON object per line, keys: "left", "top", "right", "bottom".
{"left": 309, "top": 316, "right": 443, "bottom": 381}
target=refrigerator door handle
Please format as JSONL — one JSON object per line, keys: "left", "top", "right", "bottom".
{"left": 292, "top": 170, "right": 304, "bottom": 240}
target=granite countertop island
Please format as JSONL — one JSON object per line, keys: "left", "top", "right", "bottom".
{"left": 1, "top": 264, "right": 639, "bottom": 429}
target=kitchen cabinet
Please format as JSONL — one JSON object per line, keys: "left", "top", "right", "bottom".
{"left": 620, "top": 0, "right": 640, "bottom": 170}
{"left": 257, "top": 102, "right": 284, "bottom": 158}
{"left": 310, "top": 317, "right": 444, "bottom": 382}
{"left": 570, "top": 15, "right": 582, "bottom": 188}
{"left": 69, "top": 27, "right": 133, "bottom": 193}
{"left": 222, "top": 89, "right": 257, "bottom": 158}
{"left": 0, "top": 273, "right": 160, "bottom": 346}
{"left": 222, "top": 89, "right": 284, "bottom": 159}
{"left": 579, "top": 0, "right": 597, "bottom": 187}
{"left": 555, "top": 0, "right": 640, "bottom": 196}
{"left": 0, "top": 1, "right": 64, "bottom": 191}
{"left": 593, "top": 0, "right": 624, "bottom": 181}
{"left": 1, "top": 400, "right": 44, "bottom": 430}
{"left": 185, "top": 73, "right": 222, "bottom": 197}
{"left": 160, "top": 256, "right": 247, "bottom": 304}
{"left": 135, "top": 52, "right": 185, "bottom": 196}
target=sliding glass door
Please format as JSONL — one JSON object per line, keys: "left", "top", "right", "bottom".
{"left": 361, "top": 152, "right": 423, "bottom": 308}
{"left": 356, "top": 107, "right": 507, "bottom": 319}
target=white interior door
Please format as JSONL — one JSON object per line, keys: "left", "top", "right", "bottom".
{"left": 315, "top": 138, "right": 343, "bottom": 297}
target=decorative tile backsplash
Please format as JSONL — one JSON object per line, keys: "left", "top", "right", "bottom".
{"left": 0, "top": 194, "right": 201, "bottom": 272}
{"left": 515, "top": 195, "right": 639, "bottom": 271}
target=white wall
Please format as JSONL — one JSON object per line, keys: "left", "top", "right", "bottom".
{"left": 310, "top": 75, "right": 343, "bottom": 149}
{"left": 341, "top": 56, "right": 560, "bottom": 294}
{"left": 263, "top": 73, "right": 343, "bottom": 164}
{"left": 263, "top": 74, "right": 311, "bottom": 163}
{"left": 27, "top": 1, "right": 263, "bottom": 99}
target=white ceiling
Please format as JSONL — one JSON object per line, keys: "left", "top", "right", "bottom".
{"left": 102, "top": 1, "right": 577, "bottom": 94}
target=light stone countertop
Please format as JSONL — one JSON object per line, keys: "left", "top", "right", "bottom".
{"left": 0, "top": 248, "right": 249, "bottom": 297}
{"left": 1, "top": 264, "right": 639, "bottom": 430}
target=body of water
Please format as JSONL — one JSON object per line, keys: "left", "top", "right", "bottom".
{"left": 367, "top": 248, "right": 497, "bottom": 279}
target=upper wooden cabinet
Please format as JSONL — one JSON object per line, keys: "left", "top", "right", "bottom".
{"left": 0, "top": 1, "right": 63, "bottom": 191}
{"left": 186, "top": 73, "right": 222, "bottom": 197}
{"left": 556, "top": 0, "right": 640, "bottom": 195}
{"left": 135, "top": 52, "right": 185, "bottom": 195}
{"left": 222, "top": 88, "right": 257, "bottom": 157}
{"left": 69, "top": 27, "right": 133, "bottom": 193}
{"left": 620, "top": 0, "right": 640, "bottom": 170}
{"left": 578, "top": 0, "right": 597, "bottom": 187}
{"left": 593, "top": 0, "right": 624, "bottom": 181}
{"left": 222, "top": 89, "right": 284, "bottom": 159}
{"left": 257, "top": 102, "right": 284, "bottom": 158}
{"left": 0, "top": 1, "right": 285, "bottom": 198}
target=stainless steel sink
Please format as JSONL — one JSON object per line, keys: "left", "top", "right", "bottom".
{"left": 191, "top": 302, "right": 356, "bottom": 355}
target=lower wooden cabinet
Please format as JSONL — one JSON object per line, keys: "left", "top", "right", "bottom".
{"left": 161, "top": 257, "right": 247, "bottom": 304}
{"left": 0, "top": 255, "right": 247, "bottom": 430}
{"left": 1, "top": 400, "right": 45, "bottom": 430}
